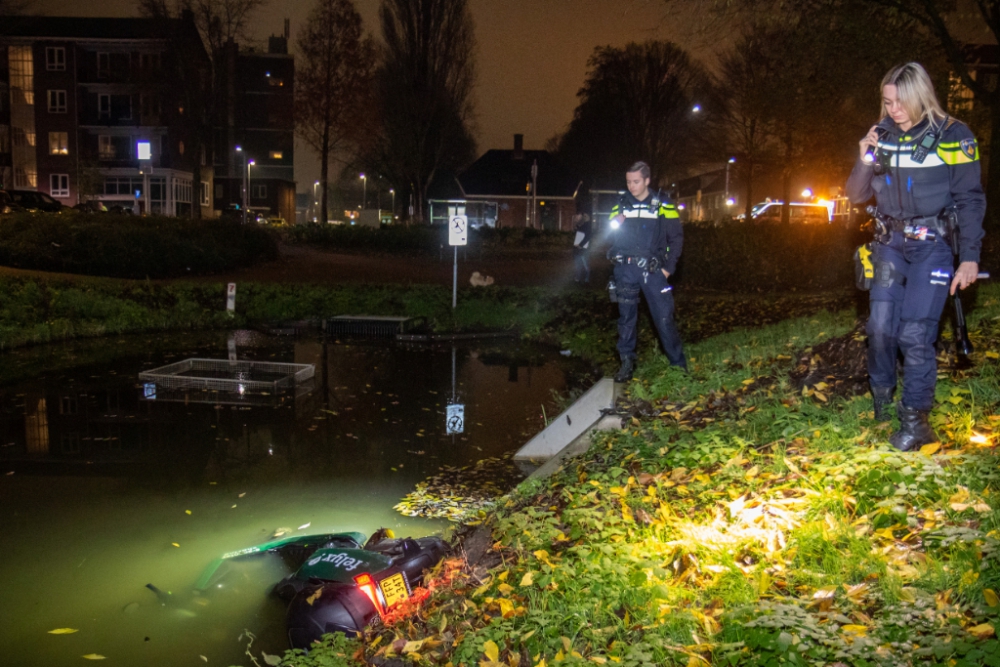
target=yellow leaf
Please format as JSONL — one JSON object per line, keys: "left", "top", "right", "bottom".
{"left": 759, "top": 571, "right": 771, "bottom": 595}
{"left": 987, "top": 351, "right": 1000, "bottom": 359}
{"left": 48, "top": 628, "right": 79, "bottom": 635}
{"left": 919, "top": 442, "right": 941, "bottom": 456}
{"left": 498, "top": 570, "right": 509, "bottom": 581}
{"left": 590, "top": 658, "right": 607, "bottom": 665}
{"left": 621, "top": 505, "right": 633, "bottom": 523}
{"left": 185, "top": 510, "right": 192, "bottom": 515}
{"left": 498, "top": 583, "right": 514, "bottom": 596}
{"left": 82, "top": 655, "right": 106, "bottom": 661}
{"left": 561, "top": 636, "right": 572, "bottom": 652}
{"left": 745, "top": 466, "right": 760, "bottom": 479}
{"left": 985, "top": 589, "right": 999, "bottom": 607}
{"left": 403, "top": 640, "right": 426, "bottom": 654}
{"left": 534, "top": 660, "right": 547, "bottom": 667}
{"left": 742, "top": 378, "right": 755, "bottom": 385}
{"left": 483, "top": 640, "right": 500, "bottom": 662}
{"left": 520, "top": 572, "right": 534, "bottom": 586}
{"left": 171, "top": 543, "right": 180, "bottom": 547}
{"left": 554, "top": 650, "right": 565, "bottom": 662}
{"left": 842, "top": 625, "right": 868, "bottom": 635}
{"left": 950, "top": 487, "right": 970, "bottom": 505}
{"left": 498, "top": 598, "right": 515, "bottom": 618}
{"left": 968, "top": 623, "right": 995, "bottom": 639}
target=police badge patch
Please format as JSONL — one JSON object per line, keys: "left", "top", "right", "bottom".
{"left": 960, "top": 138, "right": 978, "bottom": 159}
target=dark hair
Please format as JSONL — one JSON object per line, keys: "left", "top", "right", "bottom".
{"left": 627, "top": 161, "right": 650, "bottom": 179}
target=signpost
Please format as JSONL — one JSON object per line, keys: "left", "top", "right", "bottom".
{"left": 449, "top": 215, "right": 467, "bottom": 310}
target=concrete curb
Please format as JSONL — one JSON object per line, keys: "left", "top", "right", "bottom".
{"left": 513, "top": 377, "right": 624, "bottom": 478}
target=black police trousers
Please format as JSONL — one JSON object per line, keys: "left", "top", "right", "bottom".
{"left": 614, "top": 262, "right": 686, "bottom": 368}
{"left": 867, "top": 233, "right": 953, "bottom": 411}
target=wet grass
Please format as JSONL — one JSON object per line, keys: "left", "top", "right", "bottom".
{"left": 276, "top": 283, "right": 1000, "bottom": 667}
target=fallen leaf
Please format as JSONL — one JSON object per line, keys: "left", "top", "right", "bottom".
{"left": 298, "top": 522, "right": 311, "bottom": 530}
{"left": 483, "top": 639, "right": 500, "bottom": 662}
{"left": 968, "top": 623, "right": 995, "bottom": 639}
{"left": 48, "top": 628, "right": 79, "bottom": 634}
{"left": 919, "top": 442, "right": 941, "bottom": 456}
{"left": 520, "top": 572, "right": 534, "bottom": 586}
{"left": 185, "top": 510, "right": 192, "bottom": 515}
{"left": 262, "top": 651, "right": 282, "bottom": 666}
{"left": 82, "top": 655, "right": 106, "bottom": 661}
{"left": 985, "top": 589, "right": 999, "bottom": 607}
{"left": 171, "top": 543, "right": 180, "bottom": 548}
{"left": 199, "top": 655, "right": 208, "bottom": 662}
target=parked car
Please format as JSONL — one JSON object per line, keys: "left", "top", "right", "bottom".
{"left": 7, "top": 189, "right": 67, "bottom": 213}
{"left": 0, "top": 189, "right": 24, "bottom": 215}
{"left": 73, "top": 200, "right": 109, "bottom": 213}
{"left": 744, "top": 201, "right": 833, "bottom": 224}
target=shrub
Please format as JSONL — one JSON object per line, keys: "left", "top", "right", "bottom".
{"left": 0, "top": 212, "right": 278, "bottom": 278}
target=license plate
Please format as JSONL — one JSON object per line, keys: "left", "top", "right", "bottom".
{"left": 378, "top": 573, "right": 409, "bottom": 609}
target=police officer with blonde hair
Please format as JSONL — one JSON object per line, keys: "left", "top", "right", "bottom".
{"left": 608, "top": 161, "right": 686, "bottom": 382}
{"left": 847, "top": 62, "right": 985, "bottom": 451}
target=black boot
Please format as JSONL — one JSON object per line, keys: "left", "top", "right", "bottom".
{"left": 872, "top": 386, "right": 894, "bottom": 422}
{"left": 613, "top": 358, "right": 635, "bottom": 383}
{"left": 889, "top": 403, "right": 938, "bottom": 452}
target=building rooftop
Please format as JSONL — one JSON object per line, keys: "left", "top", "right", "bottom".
{"left": 459, "top": 149, "right": 580, "bottom": 198}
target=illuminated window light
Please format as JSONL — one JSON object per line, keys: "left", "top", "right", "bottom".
{"left": 270, "top": 151, "right": 283, "bottom": 160}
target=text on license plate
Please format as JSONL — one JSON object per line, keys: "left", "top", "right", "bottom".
{"left": 379, "top": 573, "right": 409, "bottom": 608}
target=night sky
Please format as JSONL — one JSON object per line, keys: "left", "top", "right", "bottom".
{"left": 31, "top": 0, "right": 703, "bottom": 190}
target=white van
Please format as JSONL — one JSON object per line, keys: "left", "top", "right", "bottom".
{"left": 750, "top": 201, "right": 833, "bottom": 223}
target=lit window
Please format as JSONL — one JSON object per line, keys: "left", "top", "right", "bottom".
{"left": 269, "top": 151, "right": 283, "bottom": 160}
{"left": 49, "top": 132, "right": 69, "bottom": 155}
{"left": 46, "top": 47, "right": 66, "bottom": 71}
{"left": 47, "top": 90, "right": 67, "bottom": 113}
{"left": 98, "top": 135, "right": 114, "bottom": 159}
{"left": 50, "top": 173, "right": 70, "bottom": 198}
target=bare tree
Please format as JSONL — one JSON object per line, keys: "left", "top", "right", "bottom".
{"left": 557, "top": 41, "right": 709, "bottom": 189}
{"left": 366, "top": 0, "right": 477, "bottom": 222}
{"left": 296, "top": 0, "right": 375, "bottom": 224}
{"left": 664, "top": 0, "right": 1000, "bottom": 227}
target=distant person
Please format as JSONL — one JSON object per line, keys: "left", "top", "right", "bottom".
{"left": 846, "top": 62, "right": 985, "bottom": 451}
{"left": 607, "top": 161, "right": 686, "bottom": 382}
{"left": 572, "top": 203, "right": 593, "bottom": 284}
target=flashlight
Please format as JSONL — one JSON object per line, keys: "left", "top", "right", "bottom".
{"left": 862, "top": 148, "right": 876, "bottom": 164}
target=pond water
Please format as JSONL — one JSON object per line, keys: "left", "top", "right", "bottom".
{"left": 0, "top": 330, "right": 588, "bottom": 666}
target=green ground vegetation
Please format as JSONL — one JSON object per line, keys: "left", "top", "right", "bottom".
{"left": 0, "top": 273, "right": 855, "bottom": 358}
{"left": 0, "top": 212, "right": 278, "bottom": 278}
{"left": 278, "top": 284, "right": 1000, "bottom": 667}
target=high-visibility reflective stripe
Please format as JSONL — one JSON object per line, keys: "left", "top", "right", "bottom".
{"left": 938, "top": 147, "right": 977, "bottom": 165}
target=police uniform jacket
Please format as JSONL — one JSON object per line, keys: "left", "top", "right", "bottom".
{"left": 846, "top": 115, "right": 985, "bottom": 264}
{"left": 608, "top": 192, "right": 683, "bottom": 274}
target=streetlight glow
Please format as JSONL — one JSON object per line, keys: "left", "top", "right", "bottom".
{"left": 802, "top": 188, "right": 813, "bottom": 198}
{"left": 360, "top": 173, "right": 367, "bottom": 210}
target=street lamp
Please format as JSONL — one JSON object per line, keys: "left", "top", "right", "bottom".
{"left": 248, "top": 159, "right": 255, "bottom": 221}
{"left": 390, "top": 188, "right": 395, "bottom": 218}
{"left": 801, "top": 188, "right": 813, "bottom": 199}
{"left": 236, "top": 145, "right": 247, "bottom": 224}
{"left": 725, "top": 157, "right": 736, "bottom": 207}
{"left": 359, "top": 173, "right": 366, "bottom": 210}
{"left": 313, "top": 181, "right": 320, "bottom": 222}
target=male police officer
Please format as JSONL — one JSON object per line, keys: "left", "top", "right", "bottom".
{"left": 608, "top": 161, "right": 686, "bottom": 382}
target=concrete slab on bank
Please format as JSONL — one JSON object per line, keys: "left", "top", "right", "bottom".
{"left": 513, "top": 377, "right": 624, "bottom": 478}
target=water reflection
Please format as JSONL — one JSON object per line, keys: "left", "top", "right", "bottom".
{"left": 0, "top": 330, "right": 588, "bottom": 666}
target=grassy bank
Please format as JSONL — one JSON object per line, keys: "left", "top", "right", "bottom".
{"left": 278, "top": 284, "right": 1000, "bottom": 667}
{"left": 0, "top": 274, "right": 855, "bottom": 357}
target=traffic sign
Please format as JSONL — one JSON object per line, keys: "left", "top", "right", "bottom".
{"left": 449, "top": 215, "right": 468, "bottom": 246}
{"left": 446, "top": 404, "right": 465, "bottom": 434}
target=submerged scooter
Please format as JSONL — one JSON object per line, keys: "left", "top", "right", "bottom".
{"left": 195, "top": 530, "right": 448, "bottom": 649}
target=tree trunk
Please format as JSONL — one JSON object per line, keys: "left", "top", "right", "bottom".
{"left": 986, "top": 101, "right": 1000, "bottom": 232}
{"left": 320, "top": 127, "right": 330, "bottom": 225}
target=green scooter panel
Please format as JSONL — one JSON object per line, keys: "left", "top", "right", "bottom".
{"left": 296, "top": 548, "right": 392, "bottom": 583}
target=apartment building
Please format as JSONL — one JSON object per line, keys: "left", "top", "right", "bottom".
{"left": 0, "top": 14, "right": 213, "bottom": 216}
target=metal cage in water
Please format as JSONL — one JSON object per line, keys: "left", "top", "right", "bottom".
{"left": 138, "top": 358, "right": 315, "bottom": 394}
